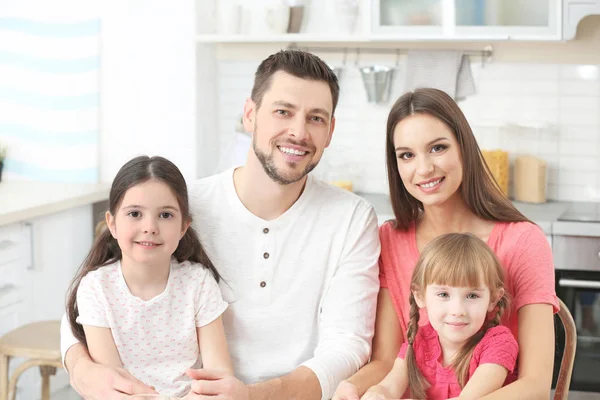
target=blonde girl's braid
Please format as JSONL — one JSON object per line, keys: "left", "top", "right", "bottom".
{"left": 452, "top": 291, "right": 509, "bottom": 388}
{"left": 405, "top": 292, "right": 430, "bottom": 399}
{"left": 489, "top": 296, "right": 508, "bottom": 328}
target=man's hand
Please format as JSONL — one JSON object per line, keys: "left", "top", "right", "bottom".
{"left": 333, "top": 380, "right": 360, "bottom": 400}
{"left": 70, "top": 357, "right": 156, "bottom": 400}
{"left": 185, "top": 368, "right": 249, "bottom": 400}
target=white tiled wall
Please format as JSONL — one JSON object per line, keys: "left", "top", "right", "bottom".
{"left": 216, "top": 57, "right": 600, "bottom": 202}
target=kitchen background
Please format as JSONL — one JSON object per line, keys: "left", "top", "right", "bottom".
{"left": 1, "top": 0, "right": 599, "bottom": 202}
{"left": 2, "top": 0, "right": 600, "bottom": 399}
{"left": 204, "top": 1, "right": 600, "bottom": 202}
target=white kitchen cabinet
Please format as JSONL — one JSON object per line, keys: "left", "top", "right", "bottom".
{"left": 0, "top": 205, "right": 93, "bottom": 400}
{"left": 197, "top": 0, "right": 599, "bottom": 42}
{"left": 0, "top": 223, "right": 28, "bottom": 332}
{"left": 372, "top": 0, "right": 563, "bottom": 40}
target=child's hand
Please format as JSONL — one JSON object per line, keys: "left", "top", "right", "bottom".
{"left": 360, "top": 392, "right": 388, "bottom": 400}
{"left": 332, "top": 380, "right": 360, "bottom": 400}
{"left": 70, "top": 357, "right": 156, "bottom": 400}
{"left": 185, "top": 368, "right": 248, "bottom": 400}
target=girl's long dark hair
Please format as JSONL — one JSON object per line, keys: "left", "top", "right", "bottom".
{"left": 66, "top": 156, "right": 220, "bottom": 344}
{"left": 405, "top": 233, "right": 510, "bottom": 398}
{"left": 385, "top": 88, "right": 530, "bottom": 230}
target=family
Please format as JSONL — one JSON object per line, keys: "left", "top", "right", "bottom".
{"left": 60, "top": 49, "right": 558, "bottom": 400}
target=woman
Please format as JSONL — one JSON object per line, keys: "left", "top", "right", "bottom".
{"left": 333, "top": 88, "right": 558, "bottom": 400}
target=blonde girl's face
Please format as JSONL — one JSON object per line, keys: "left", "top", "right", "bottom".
{"left": 415, "top": 282, "right": 502, "bottom": 351}
{"left": 106, "top": 179, "right": 190, "bottom": 269}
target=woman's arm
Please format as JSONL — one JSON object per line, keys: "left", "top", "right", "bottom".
{"left": 361, "top": 357, "right": 409, "bottom": 400}
{"left": 334, "top": 289, "right": 403, "bottom": 400}
{"left": 81, "top": 325, "right": 123, "bottom": 367}
{"left": 479, "top": 304, "right": 555, "bottom": 400}
{"left": 198, "top": 315, "right": 233, "bottom": 373}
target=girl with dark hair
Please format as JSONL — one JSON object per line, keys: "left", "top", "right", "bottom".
{"left": 66, "top": 155, "right": 232, "bottom": 398}
{"left": 334, "top": 88, "right": 558, "bottom": 400}
{"left": 362, "top": 233, "right": 517, "bottom": 400}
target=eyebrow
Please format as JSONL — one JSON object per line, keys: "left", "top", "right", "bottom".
{"left": 395, "top": 137, "right": 450, "bottom": 152}
{"left": 273, "top": 101, "right": 331, "bottom": 120}
{"left": 122, "top": 205, "right": 179, "bottom": 211}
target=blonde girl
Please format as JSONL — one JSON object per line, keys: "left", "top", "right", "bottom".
{"left": 362, "top": 233, "right": 518, "bottom": 400}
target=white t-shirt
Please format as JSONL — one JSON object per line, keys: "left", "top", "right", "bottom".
{"left": 189, "top": 169, "right": 381, "bottom": 399}
{"left": 62, "top": 169, "right": 380, "bottom": 400}
{"left": 76, "top": 259, "right": 227, "bottom": 397}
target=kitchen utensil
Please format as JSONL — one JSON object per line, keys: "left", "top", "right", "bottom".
{"left": 360, "top": 65, "right": 395, "bottom": 103}
{"left": 335, "top": 0, "right": 360, "bottom": 33}
{"left": 287, "top": 6, "right": 304, "bottom": 33}
{"left": 514, "top": 155, "right": 547, "bottom": 203}
{"left": 266, "top": 5, "right": 291, "bottom": 34}
{"left": 218, "top": 4, "right": 243, "bottom": 34}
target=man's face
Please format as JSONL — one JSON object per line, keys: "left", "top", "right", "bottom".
{"left": 244, "top": 71, "right": 336, "bottom": 185}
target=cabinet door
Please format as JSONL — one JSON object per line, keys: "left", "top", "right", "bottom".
{"left": 371, "top": 0, "right": 561, "bottom": 40}
{"left": 21, "top": 204, "right": 93, "bottom": 324}
{"left": 0, "top": 223, "right": 26, "bottom": 318}
{"left": 454, "top": 0, "right": 562, "bottom": 39}
{"left": 372, "top": 0, "right": 446, "bottom": 38}
{"left": 14, "top": 205, "right": 94, "bottom": 399}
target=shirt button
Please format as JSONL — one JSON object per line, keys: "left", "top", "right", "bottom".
{"left": 263, "top": 228, "right": 269, "bottom": 234}
{"left": 260, "top": 281, "right": 266, "bottom": 288}
{"left": 263, "top": 252, "right": 270, "bottom": 259}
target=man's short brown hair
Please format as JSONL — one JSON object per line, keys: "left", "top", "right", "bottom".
{"left": 251, "top": 50, "right": 340, "bottom": 116}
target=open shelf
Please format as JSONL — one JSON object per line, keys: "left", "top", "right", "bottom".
{"left": 195, "top": 34, "right": 374, "bottom": 43}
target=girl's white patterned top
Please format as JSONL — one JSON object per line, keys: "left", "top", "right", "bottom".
{"left": 76, "top": 259, "right": 228, "bottom": 397}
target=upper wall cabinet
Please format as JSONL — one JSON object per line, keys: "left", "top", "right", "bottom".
{"left": 373, "top": 0, "right": 562, "bottom": 40}
{"left": 196, "top": 0, "right": 600, "bottom": 42}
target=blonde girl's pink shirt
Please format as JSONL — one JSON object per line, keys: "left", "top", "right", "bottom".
{"left": 379, "top": 220, "right": 559, "bottom": 344}
{"left": 398, "top": 323, "right": 519, "bottom": 399}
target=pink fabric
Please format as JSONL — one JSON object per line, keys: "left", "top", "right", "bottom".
{"left": 379, "top": 221, "right": 558, "bottom": 364}
{"left": 398, "top": 323, "right": 519, "bottom": 399}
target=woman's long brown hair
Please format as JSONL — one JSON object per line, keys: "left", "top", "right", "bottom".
{"left": 66, "top": 156, "right": 220, "bottom": 345}
{"left": 405, "top": 233, "right": 510, "bottom": 398}
{"left": 385, "top": 88, "right": 530, "bottom": 230}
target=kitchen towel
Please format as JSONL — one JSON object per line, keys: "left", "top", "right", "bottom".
{"left": 405, "top": 50, "right": 476, "bottom": 101}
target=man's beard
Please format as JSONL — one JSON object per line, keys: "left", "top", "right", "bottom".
{"left": 252, "top": 127, "right": 318, "bottom": 186}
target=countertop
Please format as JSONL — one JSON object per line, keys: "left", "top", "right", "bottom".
{"left": 0, "top": 181, "right": 110, "bottom": 226}
{"left": 356, "top": 192, "right": 580, "bottom": 236}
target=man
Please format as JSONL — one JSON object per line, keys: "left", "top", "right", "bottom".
{"left": 61, "top": 50, "right": 381, "bottom": 400}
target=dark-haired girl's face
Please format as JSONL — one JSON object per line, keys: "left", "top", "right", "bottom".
{"left": 106, "top": 179, "right": 189, "bottom": 270}
{"left": 393, "top": 114, "right": 463, "bottom": 208}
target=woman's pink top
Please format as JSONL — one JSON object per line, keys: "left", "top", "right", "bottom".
{"left": 398, "top": 323, "right": 519, "bottom": 399}
{"left": 380, "top": 221, "right": 558, "bottom": 365}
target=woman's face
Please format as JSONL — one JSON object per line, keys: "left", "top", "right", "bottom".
{"left": 393, "top": 113, "right": 463, "bottom": 207}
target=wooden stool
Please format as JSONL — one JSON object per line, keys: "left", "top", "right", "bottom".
{"left": 0, "top": 321, "right": 62, "bottom": 400}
